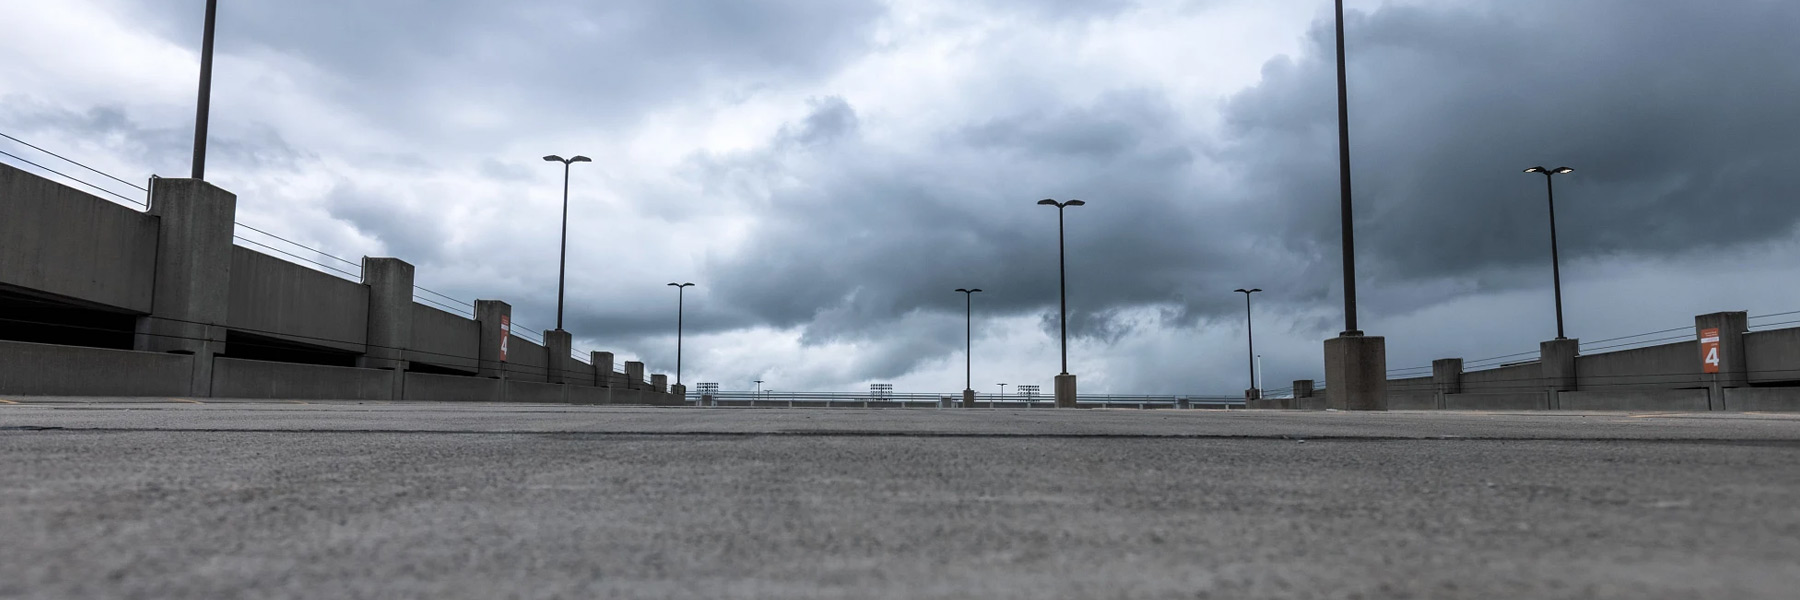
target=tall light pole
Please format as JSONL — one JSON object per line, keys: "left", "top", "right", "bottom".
{"left": 1235, "top": 288, "right": 1262, "bottom": 397}
{"left": 542, "top": 155, "right": 591, "bottom": 331}
{"left": 190, "top": 0, "right": 219, "bottom": 180}
{"left": 1524, "top": 166, "right": 1575, "bottom": 340}
{"left": 955, "top": 288, "right": 982, "bottom": 407}
{"left": 668, "top": 282, "right": 695, "bottom": 385}
{"left": 1321, "top": 0, "right": 1387, "bottom": 411}
{"left": 1037, "top": 198, "right": 1085, "bottom": 407}
{"left": 998, "top": 383, "right": 1007, "bottom": 398}
{"left": 1332, "top": 0, "right": 1358, "bottom": 336}
{"left": 754, "top": 379, "right": 763, "bottom": 399}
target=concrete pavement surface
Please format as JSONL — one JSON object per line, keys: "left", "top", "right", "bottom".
{"left": 3, "top": 399, "right": 1799, "bottom": 599}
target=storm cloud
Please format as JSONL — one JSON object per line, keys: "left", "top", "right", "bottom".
{"left": 3, "top": 0, "right": 1797, "bottom": 392}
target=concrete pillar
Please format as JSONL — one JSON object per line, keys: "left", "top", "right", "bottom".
{"left": 1324, "top": 335, "right": 1387, "bottom": 411}
{"left": 1055, "top": 374, "right": 1077, "bottom": 408}
{"left": 625, "top": 361, "right": 645, "bottom": 390}
{"left": 1431, "top": 358, "right": 1463, "bottom": 410}
{"left": 590, "top": 351, "right": 613, "bottom": 387}
{"left": 961, "top": 389, "right": 976, "bottom": 408}
{"left": 1291, "top": 379, "right": 1320, "bottom": 411}
{"left": 670, "top": 383, "right": 686, "bottom": 403}
{"left": 651, "top": 373, "right": 668, "bottom": 393}
{"left": 475, "top": 300, "right": 511, "bottom": 378}
{"left": 1539, "top": 338, "right": 1579, "bottom": 409}
{"left": 543, "top": 329, "right": 572, "bottom": 384}
{"left": 1696, "top": 311, "right": 1749, "bottom": 410}
{"left": 134, "top": 178, "right": 236, "bottom": 397}
{"left": 358, "top": 257, "right": 413, "bottom": 400}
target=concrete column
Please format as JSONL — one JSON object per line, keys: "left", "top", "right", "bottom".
{"left": 134, "top": 178, "right": 236, "bottom": 396}
{"left": 625, "top": 361, "right": 645, "bottom": 390}
{"left": 1540, "top": 338, "right": 1579, "bottom": 410}
{"left": 1055, "top": 374, "right": 1077, "bottom": 408}
{"left": 543, "top": 329, "right": 572, "bottom": 384}
{"left": 358, "top": 257, "right": 413, "bottom": 400}
{"left": 1696, "top": 311, "right": 1749, "bottom": 410}
{"left": 590, "top": 351, "right": 613, "bottom": 387}
{"left": 1324, "top": 335, "right": 1387, "bottom": 411}
{"left": 962, "top": 389, "right": 976, "bottom": 408}
{"left": 1291, "top": 379, "right": 1320, "bottom": 411}
{"left": 670, "top": 383, "right": 686, "bottom": 403}
{"left": 1431, "top": 358, "right": 1463, "bottom": 410}
{"left": 651, "top": 373, "right": 668, "bottom": 393}
{"left": 475, "top": 300, "right": 511, "bottom": 378}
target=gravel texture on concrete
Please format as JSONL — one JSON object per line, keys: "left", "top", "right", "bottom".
{"left": 3, "top": 402, "right": 1798, "bottom": 599}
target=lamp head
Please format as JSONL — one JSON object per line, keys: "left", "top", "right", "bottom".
{"left": 544, "top": 155, "right": 564, "bottom": 163}
{"left": 1037, "top": 199, "right": 1057, "bottom": 206}
{"left": 571, "top": 156, "right": 592, "bottom": 163}
{"left": 1552, "top": 166, "right": 1573, "bottom": 174}
{"left": 1524, "top": 166, "right": 1546, "bottom": 174}
{"left": 1065, "top": 199, "right": 1086, "bottom": 207}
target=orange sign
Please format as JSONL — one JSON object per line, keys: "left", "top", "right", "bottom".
{"left": 499, "top": 315, "right": 511, "bottom": 362}
{"left": 1699, "top": 327, "right": 1720, "bottom": 374}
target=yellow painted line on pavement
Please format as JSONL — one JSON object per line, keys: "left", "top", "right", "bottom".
{"left": 0, "top": 399, "right": 19, "bottom": 404}
{"left": 1628, "top": 413, "right": 1682, "bottom": 418}
{"left": 170, "top": 398, "right": 204, "bottom": 404}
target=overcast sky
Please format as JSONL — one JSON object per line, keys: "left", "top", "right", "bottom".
{"left": 4, "top": 0, "right": 1798, "bottom": 395}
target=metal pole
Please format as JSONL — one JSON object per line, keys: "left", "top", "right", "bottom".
{"left": 1545, "top": 174, "right": 1566, "bottom": 340}
{"left": 676, "top": 286, "right": 685, "bottom": 384}
{"left": 965, "top": 291, "right": 972, "bottom": 390}
{"left": 190, "top": 0, "right": 218, "bottom": 180}
{"left": 1245, "top": 292, "right": 1256, "bottom": 392}
{"left": 1057, "top": 206, "right": 1069, "bottom": 374}
{"left": 556, "top": 161, "right": 570, "bottom": 330}
{"left": 1334, "top": 0, "right": 1360, "bottom": 335}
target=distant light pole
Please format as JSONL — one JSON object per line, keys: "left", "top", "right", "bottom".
{"left": 542, "top": 154, "right": 591, "bottom": 331}
{"left": 955, "top": 288, "right": 982, "bottom": 392}
{"left": 1235, "top": 288, "right": 1262, "bottom": 396}
{"left": 1524, "top": 166, "right": 1575, "bottom": 339}
{"left": 998, "top": 383, "right": 1007, "bottom": 398}
{"left": 667, "top": 282, "right": 695, "bottom": 385}
{"left": 1038, "top": 199, "right": 1085, "bottom": 407}
{"left": 754, "top": 379, "right": 764, "bottom": 399}
{"left": 190, "top": 0, "right": 219, "bottom": 179}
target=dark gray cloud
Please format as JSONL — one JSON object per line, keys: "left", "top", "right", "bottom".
{"left": 1225, "top": 0, "right": 1800, "bottom": 298}
{"left": 120, "top": 0, "right": 888, "bottom": 147}
{"left": 653, "top": 0, "right": 1800, "bottom": 372}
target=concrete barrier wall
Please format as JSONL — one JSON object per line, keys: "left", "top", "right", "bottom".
{"left": 0, "top": 163, "right": 156, "bottom": 312}
{"left": 1558, "top": 389, "right": 1710, "bottom": 411}
{"left": 505, "top": 335, "right": 547, "bottom": 383}
{"left": 567, "top": 385, "right": 609, "bottom": 405}
{"left": 212, "top": 357, "right": 390, "bottom": 400}
{"left": 1722, "top": 387, "right": 1800, "bottom": 411}
{"left": 565, "top": 360, "right": 596, "bottom": 386}
{"left": 1460, "top": 363, "right": 1540, "bottom": 394}
{"left": 1389, "top": 376, "right": 1433, "bottom": 393}
{"left": 1575, "top": 340, "right": 1702, "bottom": 391}
{"left": 1443, "top": 392, "right": 1548, "bottom": 410}
{"left": 408, "top": 303, "right": 478, "bottom": 372}
{"left": 1745, "top": 328, "right": 1800, "bottom": 384}
{"left": 403, "top": 372, "right": 500, "bottom": 402}
{"left": 0, "top": 339, "right": 191, "bottom": 396}
{"left": 505, "top": 380, "right": 564, "bottom": 403}
{"left": 1388, "top": 393, "right": 1438, "bottom": 410}
{"left": 227, "top": 247, "right": 368, "bottom": 353}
